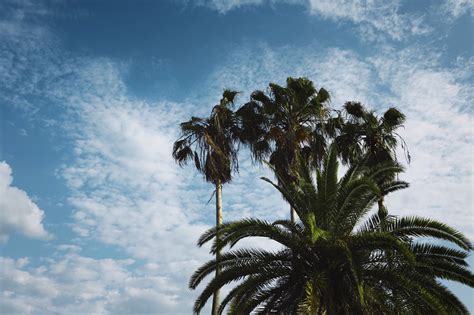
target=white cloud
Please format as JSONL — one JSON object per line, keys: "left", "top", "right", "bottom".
{"left": 0, "top": 161, "right": 51, "bottom": 242}
{"left": 186, "top": 0, "right": 431, "bottom": 40}
{"left": 190, "top": 0, "right": 472, "bottom": 41}
{"left": 201, "top": 44, "right": 379, "bottom": 107}
{"left": 0, "top": 254, "right": 194, "bottom": 314}
{"left": 307, "top": 0, "right": 430, "bottom": 40}
{"left": 442, "top": 0, "right": 474, "bottom": 17}
{"left": 55, "top": 244, "right": 82, "bottom": 253}
{"left": 55, "top": 78, "right": 211, "bottom": 261}
{"left": 193, "top": 0, "right": 266, "bottom": 13}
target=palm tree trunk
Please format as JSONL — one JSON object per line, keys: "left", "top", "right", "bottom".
{"left": 378, "top": 197, "right": 388, "bottom": 219}
{"left": 211, "top": 181, "right": 223, "bottom": 315}
{"left": 290, "top": 207, "right": 296, "bottom": 223}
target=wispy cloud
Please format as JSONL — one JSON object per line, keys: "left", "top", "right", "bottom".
{"left": 307, "top": 0, "right": 431, "bottom": 41}
{"left": 192, "top": 0, "right": 266, "bottom": 13}
{"left": 186, "top": 0, "right": 470, "bottom": 41}
{"left": 442, "top": 0, "right": 474, "bottom": 18}
{"left": 186, "top": 0, "right": 432, "bottom": 40}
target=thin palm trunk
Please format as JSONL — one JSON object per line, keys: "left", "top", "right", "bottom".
{"left": 211, "top": 181, "right": 222, "bottom": 315}
{"left": 290, "top": 159, "right": 297, "bottom": 223}
{"left": 290, "top": 206, "right": 296, "bottom": 223}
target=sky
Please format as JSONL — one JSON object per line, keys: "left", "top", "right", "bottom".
{"left": 0, "top": 0, "right": 473, "bottom": 314}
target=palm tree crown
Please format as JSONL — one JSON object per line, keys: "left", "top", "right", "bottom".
{"left": 236, "top": 77, "right": 332, "bottom": 180}
{"left": 172, "top": 90, "right": 240, "bottom": 185}
{"left": 336, "top": 101, "right": 410, "bottom": 167}
{"left": 190, "top": 145, "right": 473, "bottom": 314}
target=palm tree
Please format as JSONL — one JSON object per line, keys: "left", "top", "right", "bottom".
{"left": 172, "top": 90, "right": 240, "bottom": 315}
{"left": 336, "top": 101, "right": 409, "bottom": 166}
{"left": 190, "top": 145, "right": 473, "bottom": 314}
{"left": 336, "top": 102, "right": 409, "bottom": 218}
{"left": 236, "top": 77, "right": 332, "bottom": 222}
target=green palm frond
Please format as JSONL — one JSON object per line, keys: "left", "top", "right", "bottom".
{"left": 386, "top": 216, "right": 472, "bottom": 250}
{"left": 201, "top": 218, "right": 304, "bottom": 255}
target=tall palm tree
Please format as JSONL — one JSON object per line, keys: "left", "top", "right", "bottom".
{"left": 336, "top": 102, "right": 409, "bottom": 217}
{"left": 172, "top": 90, "right": 239, "bottom": 315}
{"left": 190, "top": 145, "right": 473, "bottom": 314}
{"left": 236, "top": 77, "right": 332, "bottom": 222}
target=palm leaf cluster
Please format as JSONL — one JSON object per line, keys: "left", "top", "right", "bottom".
{"left": 172, "top": 90, "right": 240, "bottom": 186}
{"left": 190, "top": 146, "right": 473, "bottom": 314}
{"left": 336, "top": 101, "right": 410, "bottom": 166}
{"left": 236, "top": 77, "right": 332, "bottom": 179}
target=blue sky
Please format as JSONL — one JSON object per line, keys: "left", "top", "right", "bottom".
{"left": 0, "top": 0, "right": 473, "bottom": 313}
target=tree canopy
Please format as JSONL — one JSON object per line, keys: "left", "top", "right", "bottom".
{"left": 173, "top": 77, "right": 472, "bottom": 314}
{"left": 191, "top": 146, "right": 473, "bottom": 314}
